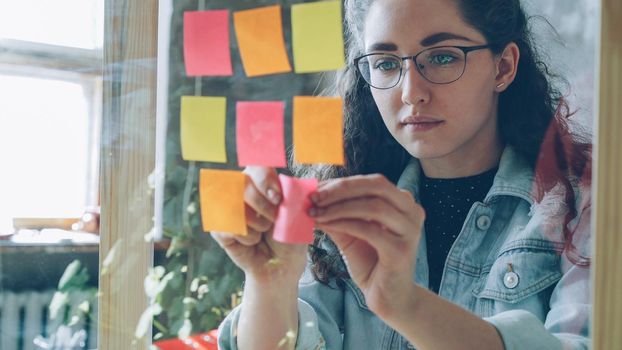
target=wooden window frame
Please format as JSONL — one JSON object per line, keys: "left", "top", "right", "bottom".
{"left": 593, "top": 1, "right": 622, "bottom": 348}
{"left": 99, "top": 1, "right": 157, "bottom": 348}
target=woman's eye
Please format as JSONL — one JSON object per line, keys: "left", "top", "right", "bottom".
{"left": 428, "top": 54, "right": 457, "bottom": 65}
{"left": 373, "top": 59, "right": 399, "bottom": 71}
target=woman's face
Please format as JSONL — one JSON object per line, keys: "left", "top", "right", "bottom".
{"left": 365, "top": 0, "right": 503, "bottom": 176}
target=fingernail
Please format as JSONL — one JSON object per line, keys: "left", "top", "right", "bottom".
{"left": 310, "top": 193, "right": 320, "bottom": 204}
{"left": 308, "top": 207, "right": 317, "bottom": 217}
{"left": 267, "top": 188, "right": 281, "bottom": 205}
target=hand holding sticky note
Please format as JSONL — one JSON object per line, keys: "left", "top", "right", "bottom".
{"left": 272, "top": 174, "right": 318, "bottom": 244}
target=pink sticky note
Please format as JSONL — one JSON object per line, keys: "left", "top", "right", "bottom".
{"left": 183, "top": 10, "right": 233, "bottom": 76}
{"left": 273, "top": 175, "right": 318, "bottom": 244}
{"left": 236, "top": 101, "right": 286, "bottom": 167}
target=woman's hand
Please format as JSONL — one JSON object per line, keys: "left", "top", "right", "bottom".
{"left": 310, "top": 174, "right": 425, "bottom": 320}
{"left": 212, "top": 167, "right": 307, "bottom": 285}
{"left": 212, "top": 167, "right": 306, "bottom": 350}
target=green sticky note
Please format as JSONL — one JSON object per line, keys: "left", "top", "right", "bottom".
{"left": 291, "top": 0, "right": 345, "bottom": 73}
{"left": 180, "top": 96, "right": 227, "bottom": 163}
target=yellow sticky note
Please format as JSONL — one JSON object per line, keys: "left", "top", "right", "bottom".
{"left": 293, "top": 96, "right": 344, "bottom": 165}
{"left": 180, "top": 96, "right": 227, "bottom": 163}
{"left": 291, "top": 1, "right": 345, "bottom": 73}
{"left": 233, "top": 5, "right": 292, "bottom": 77}
{"left": 199, "top": 169, "right": 247, "bottom": 235}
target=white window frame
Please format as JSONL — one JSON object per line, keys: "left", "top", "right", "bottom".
{"left": 0, "top": 38, "right": 103, "bottom": 228}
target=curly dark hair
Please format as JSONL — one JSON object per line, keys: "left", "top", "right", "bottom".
{"left": 293, "top": 0, "right": 592, "bottom": 285}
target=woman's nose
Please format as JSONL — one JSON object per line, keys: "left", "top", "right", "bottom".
{"left": 400, "top": 59, "right": 430, "bottom": 106}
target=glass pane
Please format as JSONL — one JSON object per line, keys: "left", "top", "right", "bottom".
{"left": 155, "top": 0, "right": 598, "bottom": 349}
{"left": 0, "top": 76, "right": 89, "bottom": 222}
{"left": 0, "top": 0, "right": 104, "bottom": 49}
{"left": 527, "top": 0, "right": 599, "bottom": 130}
{"left": 153, "top": 0, "right": 327, "bottom": 344}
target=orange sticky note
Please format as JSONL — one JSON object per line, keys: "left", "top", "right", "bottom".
{"left": 180, "top": 96, "right": 227, "bottom": 163}
{"left": 199, "top": 169, "right": 247, "bottom": 236}
{"left": 233, "top": 5, "right": 292, "bottom": 77}
{"left": 291, "top": 1, "right": 345, "bottom": 73}
{"left": 236, "top": 101, "right": 286, "bottom": 167}
{"left": 184, "top": 10, "right": 233, "bottom": 76}
{"left": 293, "top": 96, "right": 344, "bottom": 165}
{"left": 272, "top": 174, "right": 318, "bottom": 244}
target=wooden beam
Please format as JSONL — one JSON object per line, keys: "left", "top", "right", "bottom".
{"left": 99, "top": 1, "right": 158, "bottom": 349}
{"left": 0, "top": 39, "right": 102, "bottom": 75}
{"left": 593, "top": 1, "right": 622, "bottom": 349}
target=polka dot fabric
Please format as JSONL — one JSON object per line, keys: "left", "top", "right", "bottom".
{"left": 420, "top": 166, "right": 497, "bottom": 294}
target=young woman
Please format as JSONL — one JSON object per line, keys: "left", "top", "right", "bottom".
{"left": 214, "top": 0, "right": 592, "bottom": 349}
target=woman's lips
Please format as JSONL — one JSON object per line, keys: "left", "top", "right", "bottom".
{"left": 400, "top": 116, "right": 444, "bottom": 132}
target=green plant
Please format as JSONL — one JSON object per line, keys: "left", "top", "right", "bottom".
{"left": 139, "top": 160, "right": 244, "bottom": 341}
{"left": 50, "top": 259, "right": 97, "bottom": 328}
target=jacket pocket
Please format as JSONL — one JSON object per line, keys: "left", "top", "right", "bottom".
{"left": 472, "top": 243, "right": 562, "bottom": 318}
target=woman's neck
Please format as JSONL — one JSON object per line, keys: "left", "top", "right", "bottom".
{"left": 419, "top": 138, "right": 504, "bottom": 179}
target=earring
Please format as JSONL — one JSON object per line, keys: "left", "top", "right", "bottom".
{"left": 496, "top": 82, "right": 505, "bottom": 89}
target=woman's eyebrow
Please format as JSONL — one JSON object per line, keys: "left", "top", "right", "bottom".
{"left": 367, "top": 32, "right": 476, "bottom": 52}
{"left": 367, "top": 42, "right": 398, "bottom": 52}
{"left": 420, "top": 32, "right": 476, "bottom": 46}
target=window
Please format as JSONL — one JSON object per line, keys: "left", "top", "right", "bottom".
{"left": 0, "top": 2, "right": 103, "bottom": 348}
{"left": 0, "top": 0, "right": 104, "bottom": 235}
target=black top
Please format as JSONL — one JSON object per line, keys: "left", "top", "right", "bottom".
{"left": 420, "top": 166, "right": 497, "bottom": 294}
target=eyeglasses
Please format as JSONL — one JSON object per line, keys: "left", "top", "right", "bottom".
{"left": 354, "top": 44, "right": 494, "bottom": 89}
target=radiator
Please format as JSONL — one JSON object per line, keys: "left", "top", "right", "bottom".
{"left": 0, "top": 290, "right": 98, "bottom": 350}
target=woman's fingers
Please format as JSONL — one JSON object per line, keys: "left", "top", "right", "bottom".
{"left": 312, "top": 197, "right": 415, "bottom": 236}
{"left": 316, "top": 219, "right": 402, "bottom": 258}
{"left": 244, "top": 177, "right": 279, "bottom": 221}
{"left": 243, "top": 167, "right": 281, "bottom": 214}
{"left": 235, "top": 228, "right": 263, "bottom": 246}
{"left": 211, "top": 229, "right": 263, "bottom": 251}
{"left": 313, "top": 174, "right": 416, "bottom": 214}
{"left": 245, "top": 205, "right": 273, "bottom": 233}
{"left": 325, "top": 230, "right": 377, "bottom": 282}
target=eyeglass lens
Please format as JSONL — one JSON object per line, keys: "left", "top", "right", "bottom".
{"left": 357, "top": 47, "right": 467, "bottom": 88}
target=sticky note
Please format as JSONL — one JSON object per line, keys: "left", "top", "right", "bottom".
{"left": 183, "top": 10, "right": 233, "bottom": 76}
{"left": 291, "top": 1, "right": 345, "bottom": 73}
{"left": 293, "top": 96, "right": 344, "bottom": 165}
{"left": 199, "top": 169, "right": 247, "bottom": 236}
{"left": 236, "top": 101, "right": 286, "bottom": 167}
{"left": 180, "top": 96, "right": 227, "bottom": 163}
{"left": 273, "top": 175, "right": 318, "bottom": 244}
{"left": 233, "top": 5, "right": 292, "bottom": 77}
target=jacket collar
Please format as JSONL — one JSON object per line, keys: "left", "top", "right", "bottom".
{"left": 397, "top": 146, "right": 537, "bottom": 205}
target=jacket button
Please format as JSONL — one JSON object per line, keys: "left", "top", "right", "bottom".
{"left": 503, "top": 271, "right": 520, "bottom": 289}
{"left": 476, "top": 215, "right": 491, "bottom": 230}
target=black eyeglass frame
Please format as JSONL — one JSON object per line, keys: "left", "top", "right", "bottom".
{"left": 353, "top": 44, "right": 496, "bottom": 89}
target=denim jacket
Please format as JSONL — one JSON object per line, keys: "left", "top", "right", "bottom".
{"left": 218, "top": 146, "right": 592, "bottom": 350}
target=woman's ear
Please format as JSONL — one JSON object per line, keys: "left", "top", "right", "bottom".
{"left": 495, "top": 42, "right": 520, "bottom": 92}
